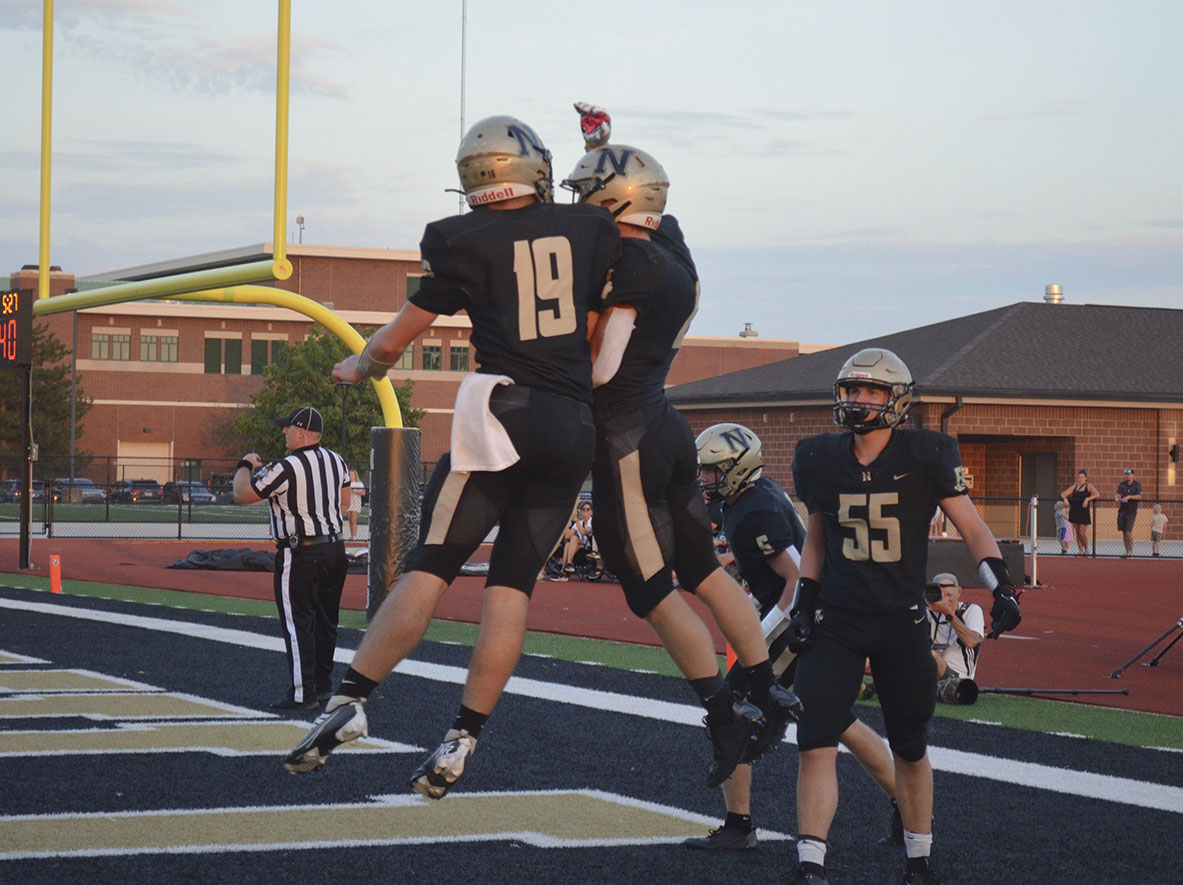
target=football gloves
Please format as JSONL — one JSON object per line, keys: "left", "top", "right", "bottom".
{"left": 978, "top": 556, "right": 1022, "bottom": 639}
{"left": 787, "top": 577, "right": 821, "bottom": 654}
{"left": 574, "top": 101, "right": 611, "bottom": 149}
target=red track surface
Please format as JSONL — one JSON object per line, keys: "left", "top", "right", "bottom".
{"left": 4, "top": 538, "right": 1181, "bottom": 717}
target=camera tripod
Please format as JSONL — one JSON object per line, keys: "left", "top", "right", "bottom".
{"left": 1106, "top": 616, "right": 1183, "bottom": 679}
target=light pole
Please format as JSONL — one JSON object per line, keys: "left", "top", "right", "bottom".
{"left": 296, "top": 215, "right": 305, "bottom": 243}
{"left": 337, "top": 381, "right": 353, "bottom": 457}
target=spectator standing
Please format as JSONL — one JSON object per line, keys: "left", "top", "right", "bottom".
{"left": 234, "top": 406, "right": 350, "bottom": 711}
{"left": 344, "top": 469, "right": 365, "bottom": 540}
{"left": 1061, "top": 470, "right": 1100, "bottom": 556}
{"left": 1053, "top": 500, "right": 1071, "bottom": 554}
{"left": 1115, "top": 468, "right": 1143, "bottom": 558}
{"left": 1149, "top": 504, "right": 1167, "bottom": 557}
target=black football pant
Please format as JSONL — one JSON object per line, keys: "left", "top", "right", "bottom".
{"left": 274, "top": 541, "right": 348, "bottom": 704}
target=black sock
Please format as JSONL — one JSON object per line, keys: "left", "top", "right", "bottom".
{"left": 743, "top": 660, "right": 775, "bottom": 705}
{"left": 690, "top": 674, "right": 735, "bottom": 724}
{"left": 724, "top": 811, "right": 753, "bottom": 833}
{"left": 452, "top": 704, "right": 489, "bottom": 739}
{"left": 337, "top": 667, "right": 379, "bottom": 700}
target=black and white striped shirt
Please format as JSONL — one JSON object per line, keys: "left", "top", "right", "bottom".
{"left": 251, "top": 444, "right": 348, "bottom": 543}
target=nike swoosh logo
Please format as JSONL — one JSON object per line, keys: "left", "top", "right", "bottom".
{"left": 894, "top": 473, "right": 909, "bottom": 480}
{"left": 914, "top": 616, "right": 926, "bottom": 625}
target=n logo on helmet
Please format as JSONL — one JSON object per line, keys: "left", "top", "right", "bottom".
{"left": 507, "top": 122, "right": 547, "bottom": 159}
{"left": 720, "top": 427, "right": 749, "bottom": 455}
{"left": 594, "top": 148, "right": 634, "bottom": 177}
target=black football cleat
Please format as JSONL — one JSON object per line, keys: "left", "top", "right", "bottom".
{"left": 742, "top": 683, "right": 803, "bottom": 763}
{"left": 683, "top": 825, "right": 758, "bottom": 851}
{"left": 789, "top": 862, "right": 828, "bottom": 884}
{"left": 705, "top": 699, "right": 764, "bottom": 788}
{"left": 902, "top": 857, "right": 942, "bottom": 884}
{"left": 283, "top": 698, "right": 368, "bottom": 774}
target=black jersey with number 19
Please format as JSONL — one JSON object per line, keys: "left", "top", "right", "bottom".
{"left": 409, "top": 202, "right": 620, "bottom": 404}
{"left": 793, "top": 428, "right": 968, "bottom": 613}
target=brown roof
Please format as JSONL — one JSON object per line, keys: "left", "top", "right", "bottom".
{"left": 668, "top": 302, "right": 1183, "bottom": 405}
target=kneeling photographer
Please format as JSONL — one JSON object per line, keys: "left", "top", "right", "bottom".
{"left": 925, "top": 573, "right": 984, "bottom": 705}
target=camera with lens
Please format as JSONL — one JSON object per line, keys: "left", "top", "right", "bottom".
{"left": 924, "top": 582, "right": 944, "bottom": 605}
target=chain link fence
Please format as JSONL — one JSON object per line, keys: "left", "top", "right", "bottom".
{"left": 2, "top": 458, "right": 1179, "bottom": 557}
{"left": 0, "top": 455, "right": 438, "bottom": 543}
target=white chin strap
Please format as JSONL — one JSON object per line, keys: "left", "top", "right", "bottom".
{"left": 467, "top": 182, "right": 535, "bottom": 207}
{"left": 617, "top": 211, "right": 662, "bottom": 231}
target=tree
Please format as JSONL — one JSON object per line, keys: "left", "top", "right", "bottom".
{"left": 0, "top": 320, "right": 92, "bottom": 461}
{"left": 231, "top": 327, "right": 424, "bottom": 464}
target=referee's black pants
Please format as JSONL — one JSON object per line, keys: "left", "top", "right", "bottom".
{"left": 273, "top": 541, "right": 348, "bottom": 705}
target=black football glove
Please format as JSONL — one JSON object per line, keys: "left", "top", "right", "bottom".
{"left": 988, "top": 586, "right": 1022, "bottom": 639}
{"left": 787, "top": 578, "right": 821, "bottom": 654}
{"left": 979, "top": 556, "right": 1022, "bottom": 639}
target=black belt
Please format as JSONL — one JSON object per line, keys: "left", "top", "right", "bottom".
{"left": 284, "top": 533, "right": 338, "bottom": 548}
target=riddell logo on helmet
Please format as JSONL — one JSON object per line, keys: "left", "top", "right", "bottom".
{"left": 471, "top": 187, "right": 518, "bottom": 205}
{"left": 642, "top": 216, "right": 660, "bottom": 229}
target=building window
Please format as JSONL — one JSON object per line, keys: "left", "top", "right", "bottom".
{"left": 406, "top": 276, "right": 422, "bottom": 300}
{"left": 449, "top": 345, "right": 469, "bottom": 372}
{"left": 160, "top": 335, "right": 178, "bottom": 362}
{"left": 92, "top": 332, "right": 110, "bottom": 360}
{"left": 204, "top": 337, "right": 243, "bottom": 375}
{"left": 111, "top": 334, "right": 130, "bottom": 361}
{"left": 141, "top": 335, "right": 158, "bottom": 361}
{"left": 394, "top": 344, "right": 413, "bottom": 370}
{"left": 250, "top": 339, "right": 285, "bottom": 375}
{"left": 422, "top": 344, "right": 442, "bottom": 371}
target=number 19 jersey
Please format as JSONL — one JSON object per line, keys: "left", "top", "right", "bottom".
{"left": 793, "top": 428, "right": 968, "bottom": 613}
{"left": 409, "top": 202, "right": 620, "bottom": 404}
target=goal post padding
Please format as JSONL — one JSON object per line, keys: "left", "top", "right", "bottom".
{"left": 367, "top": 426, "right": 421, "bottom": 620}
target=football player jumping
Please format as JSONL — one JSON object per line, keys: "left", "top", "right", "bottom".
{"left": 284, "top": 116, "right": 621, "bottom": 799}
{"left": 563, "top": 106, "right": 802, "bottom": 792}
{"left": 788, "top": 348, "right": 1022, "bottom": 885}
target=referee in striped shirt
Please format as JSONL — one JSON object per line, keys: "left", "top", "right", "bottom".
{"left": 234, "top": 406, "right": 351, "bottom": 711}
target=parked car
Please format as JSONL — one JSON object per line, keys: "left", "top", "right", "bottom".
{"left": 162, "top": 481, "right": 215, "bottom": 505}
{"left": 0, "top": 479, "right": 51, "bottom": 504}
{"left": 208, "top": 473, "right": 236, "bottom": 505}
{"left": 110, "top": 479, "right": 164, "bottom": 504}
{"left": 0, "top": 479, "right": 15, "bottom": 503}
{"left": 52, "top": 477, "right": 107, "bottom": 503}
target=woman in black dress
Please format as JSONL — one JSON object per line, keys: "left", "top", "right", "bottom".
{"left": 1061, "top": 469, "right": 1100, "bottom": 556}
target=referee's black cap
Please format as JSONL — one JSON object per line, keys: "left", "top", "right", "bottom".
{"left": 276, "top": 406, "right": 323, "bottom": 433}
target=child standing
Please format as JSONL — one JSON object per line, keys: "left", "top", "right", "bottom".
{"left": 1054, "top": 499, "right": 1071, "bottom": 554}
{"left": 1149, "top": 504, "right": 1168, "bottom": 557}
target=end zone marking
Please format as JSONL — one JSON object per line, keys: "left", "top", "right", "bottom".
{"left": 0, "top": 789, "right": 795, "bottom": 859}
{"left": 0, "top": 719, "right": 412, "bottom": 757}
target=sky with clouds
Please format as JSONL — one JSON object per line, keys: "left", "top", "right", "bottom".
{"left": 2, "top": 0, "right": 1181, "bottom": 345}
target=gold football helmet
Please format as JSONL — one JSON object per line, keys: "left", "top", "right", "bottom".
{"left": 561, "top": 144, "right": 669, "bottom": 230}
{"left": 455, "top": 115, "right": 553, "bottom": 206}
{"left": 696, "top": 423, "right": 763, "bottom": 502}
{"left": 832, "top": 347, "right": 914, "bottom": 433}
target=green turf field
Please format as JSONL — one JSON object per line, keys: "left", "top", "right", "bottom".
{"left": 2, "top": 570, "right": 1179, "bottom": 752}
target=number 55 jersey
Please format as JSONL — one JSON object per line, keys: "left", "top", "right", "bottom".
{"left": 792, "top": 428, "right": 968, "bottom": 613}
{"left": 408, "top": 202, "right": 620, "bottom": 405}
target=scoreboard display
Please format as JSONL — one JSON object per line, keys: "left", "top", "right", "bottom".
{"left": 1, "top": 290, "right": 33, "bottom": 368}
